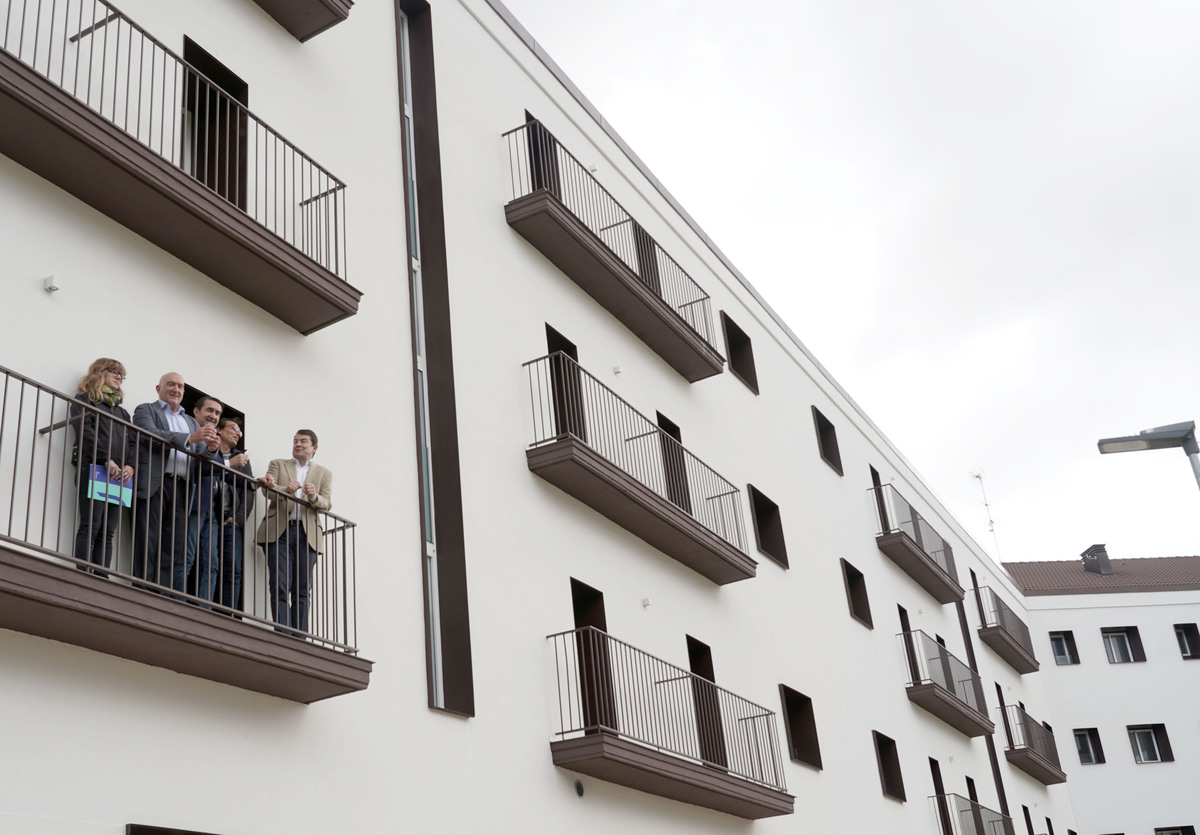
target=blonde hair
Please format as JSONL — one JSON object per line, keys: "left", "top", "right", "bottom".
{"left": 78, "top": 358, "right": 127, "bottom": 403}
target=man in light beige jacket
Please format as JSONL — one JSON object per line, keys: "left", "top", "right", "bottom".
{"left": 256, "top": 429, "right": 332, "bottom": 634}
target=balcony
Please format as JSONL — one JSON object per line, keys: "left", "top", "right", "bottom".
{"left": 932, "top": 793, "right": 1015, "bottom": 835}
{"left": 900, "top": 630, "right": 994, "bottom": 737}
{"left": 548, "top": 627, "right": 793, "bottom": 820}
{"left": 504, "top": 121, "right": 724, "bottom": 382}
{"left": 871, "top": 484, "right": 964, "bottom": 603}
{"left": 0, "top": 0, "right": 361, "bottom": 334}
{"left": 1000, "top": 705, "right": 1065, "bottom": 785}
{"left": 0, "top": 364, "right": 370, "bottom": 703}
{"left": 525, "top": 353, "right": 754, "bottom": 584}
{"left": 249, "top": 0, "right": 353, "bottom": 42}
{"left": 977, "top": 587, "right": 1039, "bottom": 674}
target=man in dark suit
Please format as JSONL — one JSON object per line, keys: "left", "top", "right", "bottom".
{"left": 132, "top": 372, "right": 219, "bottom": 593}
{"left": 256, "top": 430, "right": 332, "bottom": 634}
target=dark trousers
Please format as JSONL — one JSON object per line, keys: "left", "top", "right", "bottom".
{"left": 217, "top": 521, "right": 245, "bottom": 612}
{"left": 265, "top": 521, "right": 318, "bottom": 635}
{"left": 73, "top": 478, "right": 122, "bottom": 575}
{"left": 132, "top": 476, "right": 190, "bottom": 593}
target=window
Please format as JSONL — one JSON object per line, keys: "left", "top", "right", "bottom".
{"left": 1102, "top": 626, "right": 1146, "bottom": 663}
{"left": 1154, "top": 828, "right": 1196, "bottom": 835}
{"left": 1128, "top": 724, "right": 1173, "bottom": 763}
{"left": 779, "top": 685, "right": 822, "bottom": 769}
{"left": 811, "top": 406, "right": 843, "bottom": 475}
{"left": 182, "top": 38, "right": 249, "bottom": 210}
{"left": 840, "top": 559, "right": 873, "bottom": 628}
{"left": 129, "top": 827, "right": 223, "bottom": 835}
{"left": 1049, "top": 631, "right": 1079, "bottom": 665}
{"left": 872, "top": 730, "right": 906, "bottom": 801}
{"left": 720, "top": 312, "right": 759, "bottom": 393}
{"left": 747, "top": 485, "right": 787, "bottom": 567}
{"left": 1074, "top": 728, "right": 1104, "bottom": 764}
{"left": 1175, "top": 623, "right": 1199, "bottom": 659}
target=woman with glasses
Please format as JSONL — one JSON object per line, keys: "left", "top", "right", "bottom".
{"left": 70, "top": 358, "right": 136, "bottom": 575}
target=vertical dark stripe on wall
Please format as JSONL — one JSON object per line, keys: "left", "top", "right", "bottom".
{"left": 398, "top": 0, "right": 475, "bottom": 716}
{"left": 956, "top": 586, "right": 1007, "bottom": 816}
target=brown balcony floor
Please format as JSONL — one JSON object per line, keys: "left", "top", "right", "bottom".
{"left": 507, "top": 190, "right": 724, "bottom": 382}
{"left": 250, "top": 0, "right": 353, "bottom": 41}
{"left": 906, "top": 682, "right": 995, "bottom": 738}
{"left": 876, "top": 531, "right": 964, "bottom": 603}
{"left": 0, "top": 543, "right": 371, "bottom": 704}
{"left": 979, "top": 625, "right": 1040, "bottom": 674}
{"left": 1005, "top": 746, "right": 1067, "bottom": 785}
{"left": 528, "top": 437, "right": 755, "bottom": 584}
{"left": 0, "top": 50, "right": 361, "bottom": 335}
{"left": 551, "top": 732, "right": 794, "bottom": 820}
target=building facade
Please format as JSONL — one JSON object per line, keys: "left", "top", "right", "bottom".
{"left": 1, "top": 1, "right": 1082, "bottom": 833}
{"left": 1007, "top": 550, "right": 1200, "bottom": 835}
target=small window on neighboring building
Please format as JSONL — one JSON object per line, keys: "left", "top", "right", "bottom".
{"left": 779, "top": 685, "right": 822, "bottom": 769}
{"left": 811, "top": 406, "right": 843, "bottom": 475}
{"left": 1049, "top": 631, "right": 1079, "bottom": 665}
{"left": 872, "top": 730, "right": 906, "bottom": 801}
{"left": 1074, "top": 728, "right": 1104, "bottom": 764}
{"left": 1128, "top": 724, "right": 1173, "bottom": 763}
{"left": 1175, "top": 623, "right": 1199, "bottom": 659}
{"left": 840, "top": 559, "right": 873, "bottom": 628}
{"left": 720, "top": 312, "right": 759, "bottom": 393}
{"left": 1102, "top": 626, "right": 1146, "bottom": 663}
{"left": 747, "top": 484, "right": 787, "bottom": 568}
{"left": 1154, "top": 827, "right": 1196, "bottom": 835}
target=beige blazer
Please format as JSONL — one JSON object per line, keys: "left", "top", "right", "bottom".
{"left": 255, "top": 458, "right": 333, "bottom": 554}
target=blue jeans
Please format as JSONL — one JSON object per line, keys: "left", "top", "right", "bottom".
{"left": 217, "top": 521, "right": 245, "bottom": 612}
{"left": 265, "top": 522, "right": 318, "bottom": 635}
{"left": 186, "top": 506, "right": 219, "bottom": 605}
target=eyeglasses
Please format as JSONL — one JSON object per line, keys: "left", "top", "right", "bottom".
{"left": 105, "top": 370, "right": 125, "bottom": 380}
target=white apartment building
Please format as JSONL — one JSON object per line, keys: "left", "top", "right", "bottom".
{"left": 1, "top": 1, "right": 1081, "bottom": 833}
{"left": 1007, "top": 549, "right": 1200, "bottom": 835}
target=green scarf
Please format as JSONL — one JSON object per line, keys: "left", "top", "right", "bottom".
{"left": 101, "top": 385, "right": 122, "bottom": 407}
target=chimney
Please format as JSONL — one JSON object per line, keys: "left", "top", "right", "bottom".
{"left": 1081, "top": 544, "right": 1114, "bottom": 576}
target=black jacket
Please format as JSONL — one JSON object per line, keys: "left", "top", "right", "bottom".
{"left": 70, "top": 393, "right": 136, "bottom": 468}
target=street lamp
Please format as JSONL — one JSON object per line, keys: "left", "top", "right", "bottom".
{"left": 1097, "top": 421, "right": 1200, "bottom": 495}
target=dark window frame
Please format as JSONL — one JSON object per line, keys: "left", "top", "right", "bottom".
{"left": 1102, "top": 626, "right": 1146, "bottom": 663}
{"left": 840, "top": 558, "right": 873, "bottom": 628}
{"left": 1049, "top": 630, "right": 1080, "bottom": 665}
{"left": 872, "top": 730, "right": 906, "bottom": 801}
{"left": 1128, "top": 723, "right": 1173, "bottom": 763}
{"left": 747, "top": 484, "right": 788, "bottom": 568}
{"left": 1073, "top": 728, "right": 1105, "bottom": 765}
{"left": 1175, "top": 623, "right": 1200, "bottom": 659}
{"left": 720, "top": 311, "right": 759, "bottom": 394}
{"left": 778, "top": 685, "right": 822, "bottom": 769}
{"left": 811, "top": 406, "right": 844, "bottom": 475}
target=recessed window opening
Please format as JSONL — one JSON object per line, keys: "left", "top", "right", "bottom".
{"left": 1102, "top": 626, "right": 1145, "bottom": 663}
{"left": 839, "top": 559, "right": 873, "bottom": 628}
{"left": 1128, "top": 724, "right": 1173, "bottom": 763}
{"left": 1175, "top": 623, "right": 1199, "bottom": 659}
{"left": 747, "top": 484, "right": 787, "bottom": 568}
{"left": 182, "top": 38, "right": 248, "bottom": 210}
{"left": 720, "top": 312, "right": 759, "bottom": 393}
{"left": 778, "top": 685, "right": 822, "bottom": 769}
{"left": 811, "top": 406, "right": 843, "bottom": 475}
{"left": 1155, "top": 827, "right": 1196, "bottom": 835}
{"left": 872, "top": 730, "right": 906, "bottom": 801}
{"left": 1073, "top": 728, "right": 1104, "bottom": 764}
{"left": 1049, "top": 631, "right": 1079, "bottom": 665}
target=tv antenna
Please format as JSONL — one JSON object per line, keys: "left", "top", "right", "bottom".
{"left": 969, "top": 471, "right": 1000, "bottom": 559}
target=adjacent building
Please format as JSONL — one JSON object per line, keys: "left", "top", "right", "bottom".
{"left": 1007, "top": 549, "right": 1200, "bottom": 835}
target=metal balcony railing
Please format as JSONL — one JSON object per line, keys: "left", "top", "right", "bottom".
{"left": 1002, "top": 704, "right": 1061, "bottom": 768}
{"left": 900, "top": 630, "right": 987, "bottom": 715}
{"left": 0, "top": 363, "right": 358, "bottom": 652}
{"left": 548, "top": 626, "right": 788, "bottom": 792}
{"left": 932, "top": 793, "right": 1014, "bottom": 835}
{"left": 979, "top": 586, "right": 1035, "bottom": 656}
{"left": 1, "top": 0, "right": 347, "bottom": 278}
{"left": 504, "top": 120, "right": 716, "bottom": 348}
{"left": 872, "top": 483, "right": 957, "bottom": 578}
{"left": 525, "top": 352, "right": 747, "bottom": 552}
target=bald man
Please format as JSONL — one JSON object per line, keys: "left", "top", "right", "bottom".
{"left": 131, "top": 372, "right": 220, "bottom": 595}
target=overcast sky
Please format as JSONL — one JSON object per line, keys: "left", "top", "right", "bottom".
{"left": 498, "top": 0, "right": 1200, "bottom": 566}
